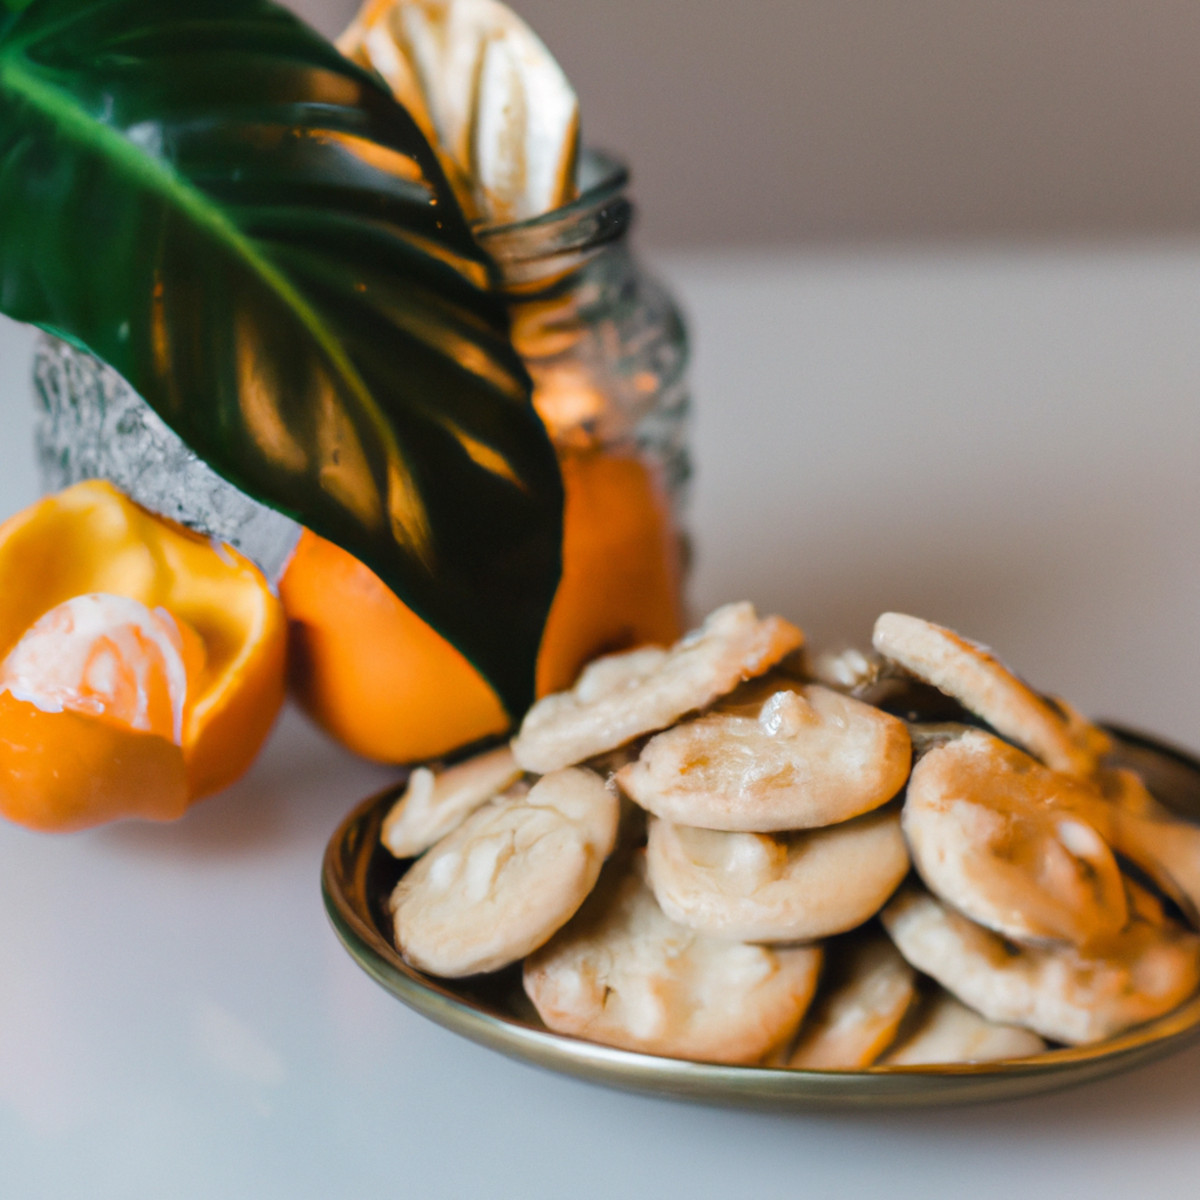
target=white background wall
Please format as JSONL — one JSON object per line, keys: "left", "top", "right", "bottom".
{"left": 287, "top": 0, "right": 1200, "bottom": 249}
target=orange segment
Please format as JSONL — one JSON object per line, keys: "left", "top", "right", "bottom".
{"left": 0, "top": 481, "right": 287, "bottom": 824}
{"left": 0, "top": 593, "right": 198, "bottom": 744}
{"left": 280, "top": 448, "right": 684, "bottom": 763}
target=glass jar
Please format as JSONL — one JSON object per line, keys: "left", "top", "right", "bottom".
{"left": 476, "top": 149, "right": 692, "bottom": 693}
{"left": 477, "top": 150, "right": 690, "bottom": 506}
{"left": 30, "top": 149, "right": 692, "bottom": 748}
{"left": 32, "top": 333, "right": 304, "bottom": 584}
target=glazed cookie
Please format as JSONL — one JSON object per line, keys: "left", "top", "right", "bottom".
{"left": 524, "top": 856, "right": 823, "bottom": 1064}
{"left": 903, "top": 731, "right": 1128, "bottom": 948}
{"left": 390, "top": 767, "right": 618, "bottom": 977}
{"left": 381, "top": 744, "right": 522, "bottom": 858}
{"left": 617, "top": 681, "right": 911, "bottom": 832}
{"left": 882, "top": 883, "right": 1200, "bottom": 1045}
{"left": 872, "top": 612, "right": 1110, "bottom": 778}
{"left": 922, "top": 750, "right": 1200, "bottom": 937}
{"left": 782, "top": 933, "right": 917, "bottom": 1070}
{"left": 644, "top": 808, "right": 909, "bottom": 942}
{"left": 881, "top": 991, "right": 1046, "bottom": 1066}
{"left": 512, "top": 603, "right": 804, "bottom": 774}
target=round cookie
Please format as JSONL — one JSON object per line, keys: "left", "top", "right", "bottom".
{"left": 881, "top": 991, "right": 1046, "bottom": 1065}
{"left": 382, "top": 744, "right": 522, "bottom": 858}
{"left": 871, "top": 612, "right": 1110, "bottom": 778}
{"left": 881, "top": 883, "right": 1200, "bottom": 1045}
{"left": 524, "top": 855, "right": 823, "bottom": 1064}
{"left": 645, "top": 808, "right": 909, "bottom": 942}
{"left": 512, "top": 602, "right": 804, "bottom": 774}
{"left": 617, "top": 681, "right": 911, "bottom": 832}
{"left": 782, "top": 933, "right": 916, "bottom": 1070}
{"left": 390, "top": 767, "right": 618, "bottom": 977}
{"left": 903, "top": 731, "right": 1128, "bottom": 948}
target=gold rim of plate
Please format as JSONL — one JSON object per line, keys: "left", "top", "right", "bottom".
{"left": 321, "top": 723, "right": 1200, "bottom": 1110}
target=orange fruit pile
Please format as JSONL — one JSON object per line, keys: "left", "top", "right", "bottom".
{"left": 0, "top": 481, "right": 286, "bottom": 831}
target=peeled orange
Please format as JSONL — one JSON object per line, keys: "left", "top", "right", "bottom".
{"left": 0, "top": 481, "right": 287, "bottom": 830}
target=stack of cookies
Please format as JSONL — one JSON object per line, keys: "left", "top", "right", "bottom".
{"left": 379, "top": 603, "right": 1200, "bottom": 1068}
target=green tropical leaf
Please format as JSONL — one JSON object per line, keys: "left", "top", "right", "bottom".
{"left": 0, "top": 0, "right": 563, "bottom": 718}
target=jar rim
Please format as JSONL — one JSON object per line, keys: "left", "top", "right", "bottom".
{"left": 474, "top": 149, "right": 628, "bottom": 237}
{"left": 473, "top": 150, "right": 632, "bottom": 272}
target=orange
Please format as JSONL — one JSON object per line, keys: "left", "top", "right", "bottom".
{"left": 535, "top": 450, "right": 684, "bottom": 695}
{"left": 0, "top": 481, "right": 287, "bottom": 830}
{"left": 280, "top": 528, "right": 512, "bottom": 763}
{"left": 280, "top": 447, "right": 684, "bottom": 762}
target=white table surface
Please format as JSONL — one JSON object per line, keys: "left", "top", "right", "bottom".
{"left": 3, "top": 240, "right": 1200, "bottom": 1198}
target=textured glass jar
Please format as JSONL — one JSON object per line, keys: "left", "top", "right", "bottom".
{"left": 32, "top": 334, "right": 304, "bottom": 583}
{"left": 477, "top": 150, "right": 690, "bottom": 509}
{"left": 31, "top": 149, "right": 691, "bottom": 695}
